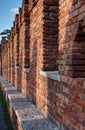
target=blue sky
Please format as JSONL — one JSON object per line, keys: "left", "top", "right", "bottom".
{"left": 0, "top": 0, "right": 22, "bottom": 39}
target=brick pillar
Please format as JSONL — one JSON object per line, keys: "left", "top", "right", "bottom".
{"left": 9, "top": 39, "right": 11, "bottom": 82}
{"left": 1, "top": 37, "right": 7, "bottom": 77}
{"left": 8, "top": 35, "right": 11, "bottom": 82}
{"left": 59, "top": 0, "right": 85, "bottom": 78}
{"left": 43, "top": 0, "right": 59, "bottom": 71}
{"left": 10, "top": 28, "right": 14, "bottom": 83}
{"left": 13, "top": 14, "right": 19, "bottom": 87}
{"left": 6, "top": 47, "right": 8, "bottom": 79}
{"left": 22, "top": 0, "right": 30, "bottom": 69}
{"left": 2, "top": 54, "right": 4, "bottom": 77}
{"left": 3, "top": 51, "right": 6, "bottom": 78}
{"left": 7, "top": 37, "right": 10, "bottom": 81}
{"left": 12, "top": 23, "right": 15, "bottom": 85}
{"left": 19, "top": 0, "right": 30, "bottom": 94}
{"left": 18, "top": 8, "right": 22, "bottom": 90}
{"left": 13, "top": 21, "right": 16, "bottom": 86}
{"left": 70, "top": 20, "right": 85, "bottom": 77}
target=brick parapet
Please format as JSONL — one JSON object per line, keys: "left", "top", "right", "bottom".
{"left": 0, "top": 0, "right": 85, "bottom": 130}
{"left": 42, "top": 1, "right": 59, "bottom": 71}
{"left": 58, "top": 0, "right": 85, "bottom": 78}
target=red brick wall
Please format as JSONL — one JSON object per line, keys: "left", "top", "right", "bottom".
{"left": 57, "top": 0, "right": 85, "bottom": 129}
{"left": 13, "top": 15, "right": 19, "bottom": 87}
{"left": 1, "top": 38, "right": 8, "bottom": 78}
{"left": 18, "top": 1, "right": 29, "bottom": 95}
{"left": 10, "top": 31, "right": 13, "bottom": 84}
{"left": 26, "top": 0, "right": 43, "bottom": 103}
{"left": 59, "top": 0, "right": 85, "bottom": 78}
{"left": 42, "top": 0, "right": 58, "bottom": 71}
{"left": 0, "top": 0, "right": 85, "bottom": 130}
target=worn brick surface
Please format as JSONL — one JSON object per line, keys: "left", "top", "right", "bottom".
{"left": 0, "top": 0, "right": 85, "bottom": 130}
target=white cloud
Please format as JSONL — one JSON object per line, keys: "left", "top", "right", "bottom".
{"left": 10, "top": 8, "right": 19, "bottom": 14}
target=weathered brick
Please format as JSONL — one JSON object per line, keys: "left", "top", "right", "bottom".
{"left": 0, "top": 0, "right": 85, "bottom": 130}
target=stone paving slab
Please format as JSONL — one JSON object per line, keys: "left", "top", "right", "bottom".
{"left": 0, "top": 76, "right": 60, "bottom": 130}
{"left": 21, "top": 118, "right": 59, "bottom": 130}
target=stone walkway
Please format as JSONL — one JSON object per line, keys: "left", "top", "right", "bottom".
{"left": 0, "top": 103, "right": 7, "bottom": 130}
{"left": 0, "top": 76, "right": 60, "bottom": 130}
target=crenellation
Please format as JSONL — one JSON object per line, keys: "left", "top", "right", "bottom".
{"left": 18, "top": 8, "right": 22, "bottom": 27}
{"left": 0, "top": 0, "right": 85, "bottom": 130}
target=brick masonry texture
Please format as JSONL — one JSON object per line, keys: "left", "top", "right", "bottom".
{"left": 0, "top": 0, "right": 85, "bottom": 130}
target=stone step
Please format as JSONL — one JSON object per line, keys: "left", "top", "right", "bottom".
{"left": 0, "top": 76, "right": 60, "bottom": 130}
